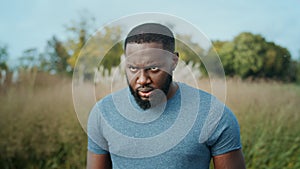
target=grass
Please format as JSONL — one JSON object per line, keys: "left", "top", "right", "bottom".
{"left": 0, "top": 73, "right": 86, "bottom": 169}
{"left": 226, "top": 79, "right": 300, "bottom": 169}
{"left": 0, "top": 72, "right": 299, "bottom": 169}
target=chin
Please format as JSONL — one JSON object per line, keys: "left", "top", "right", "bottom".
{"left": 139, "top": 95, "right": 150, "bottom": 100}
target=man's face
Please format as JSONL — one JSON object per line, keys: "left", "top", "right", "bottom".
{"left": 125, "top": 42, "right": 177, "bottom": 110}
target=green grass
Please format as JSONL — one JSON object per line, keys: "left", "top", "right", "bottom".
{"left": 225, "top": 80, "right": 300, "bottom": 169}
{"left": 0, "top": 73, "right": 299, "bottom": 169}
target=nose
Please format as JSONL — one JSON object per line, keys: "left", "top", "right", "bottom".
{"left": 136, "top": 70, "right": 151, "bottom": 86}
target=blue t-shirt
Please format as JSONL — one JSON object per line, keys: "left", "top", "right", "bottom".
{"left": 87, "top": 83, "right": 241, "bottom": 169}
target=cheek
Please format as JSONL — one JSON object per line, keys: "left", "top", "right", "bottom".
{"left": 126, "top": 70, "right": 135, "bottom": 80}
{"left": 151, "top": 72, "right": 170, "bottom": 85}
{"left": 125, "top": 71, "right": 134, "bottom": 85}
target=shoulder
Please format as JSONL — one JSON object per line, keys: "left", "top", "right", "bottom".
{"left": 89, "top": 87, "right": 128, "bottom": 116}
{"left": 178, "top": 82, "right": 210, "bottom": 96}
{"left": 202, "top": 97, "right": 241, "bottom": 155}
{"left": 178, "top": 83, "right": 240, "bottom": 145}
{"left": 178, "top": 82, "right": 220, "bottom": 107}
{"left": 96, "top": 87, "right": 128, "bottom": 107}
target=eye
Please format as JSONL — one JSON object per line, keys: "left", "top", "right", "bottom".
{"left": 150, "top": 67, "right": 159, "bottom": 72}
{"left": 129, "top": 66, "right": 138, "bottom": 72}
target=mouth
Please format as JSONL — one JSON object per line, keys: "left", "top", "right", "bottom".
{"left": 137, "top": 88, "right": 154, "bottom": 99}
{"left": 138, "top": 90, "right": 153, "bottom": 98}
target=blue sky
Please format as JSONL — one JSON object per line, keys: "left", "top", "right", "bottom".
{"left": 1, "top": 0, "right": 300, "bottom": 66}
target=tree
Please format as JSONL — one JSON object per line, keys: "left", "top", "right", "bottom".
{"left": 96, "top": 26, "right": 123, "bottom": 75}
{"left": 74, "top": 25, "right": 123, "bottom": 78}
{"left": 0, "top": 44, "right": 9, "bottom": 85}
{"left": 214, "top": 32, "right": 292, "bottom": 80}
{"left": 231, "top": 32, "right": 265, "bottom": 78}
{"left": 210, "top": 40, "right": 235, "bottom": 76}
{"left": 42, "top": 36, "right": 70, "bottom": 73}
{"left": 0, "top": 44, "right": 8, "bottom": 70}
{"left": 175, "top": 34, "right": 206, "bottom": 75}
{"left": 64, "top": 13, "right": 96, "bottom": 70}
{"left": 39, "top": 12, "right": 124, "bottom": 79}
{"left": 176, "top": 34, "right": 205, "bottom": 65}
{"left": 261, "top": 42, "right": 291, "bottom": 80}
{"left": 295, "top": 51, "right": 300, "bottom": 83}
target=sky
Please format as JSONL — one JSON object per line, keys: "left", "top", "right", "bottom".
{"left": 1, "top": 0, "right": 300, "bottom": 66}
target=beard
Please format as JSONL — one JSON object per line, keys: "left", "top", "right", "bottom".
{"left": 128, "top": 75, "right": 173, "bottom": 110}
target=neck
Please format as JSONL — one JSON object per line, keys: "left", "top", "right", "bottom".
{"left": 166, "top": 81, "right": 178, "bottom": 100}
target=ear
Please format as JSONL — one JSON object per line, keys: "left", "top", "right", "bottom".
{"left": 172, "top": 52, "right": 179, "bottom": 71}
{"left": 174, "top": 52, "right": 179, "bottom": 57}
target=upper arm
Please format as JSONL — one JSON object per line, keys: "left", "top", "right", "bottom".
{"left": 87, "top": 151, "right": 112, "bottom": 169}
{"left": 87, "top": 102, "right": 112, "bottom": 169}
{"left": 206, "top": 103, "right": 242, "bottom": 155}
{"left": 207, "top": 104, "right": 245, "bottom": 168}
{"left": 213, "top": 149, "right": 245, "bottom": 169}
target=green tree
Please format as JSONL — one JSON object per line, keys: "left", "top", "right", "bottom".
{"left": 93, "top": 26, "right": 123, "bottom": 76}
{"left": 40, "top": 12, "right": 124, "bottom": 79}
{"left": 231, "top": 32, "right": 265, "bottom": 77}
{"left": 74, "top": 25, "right": 123, "bottom": 78}
{"left": 287, "top": 60, "right": 299, "bottom": 82}
{"left": 214, "top": 32, "right": 292, "bottom": 80}
{"left": 42, "top": 36, "right": 70, "bottom": 73}
{"left": 176, "top": 34, "right": 205, "bottom": 65}
{"left": 210, "top": 40, "right": 235, "bottom": 76}
{"left": 261, "top": 42, "right": 291, "bottom": 80}
{"left": 175, "top": 34, "right": 206, "bottom": 75}
{"left": 297, "top": 60, "right": 300, "bottom": 83}
{"left": 64, "top": 13, "right": 96, "bottom": 70}
{"left": 0, "top": 44, "right": 8, "bottom": 71}
{"left": 295, "top": 52, "right": 300, "bottom": 83}
{"left": 0, "top": 44, "right": 9, "bottom": 85}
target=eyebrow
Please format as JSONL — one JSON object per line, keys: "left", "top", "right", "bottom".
{"left": 126, "top": 60, "right": 162, "bottom": 66}
{"left": 126, "top": 62, "right": 163, "bottom": 69}
{"left": 126, "top": 63, "right": 161, "bottom": 67}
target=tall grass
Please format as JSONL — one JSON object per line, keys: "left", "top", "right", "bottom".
{"left": 226, "top": 79, "right": 300, "bottom": 169}
{"left": 0, "top": 73, "right": 86, "bottom": 169}
{"left": 0, "top": 72, "right": 299, "bottom": 169}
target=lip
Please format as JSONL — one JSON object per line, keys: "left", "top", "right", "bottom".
{"left": 137, "top": 89, "right": 153, "bottom": 98}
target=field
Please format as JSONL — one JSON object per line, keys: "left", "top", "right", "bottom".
{"left": 0, "top": 72, "right": 299, "bottom": 169}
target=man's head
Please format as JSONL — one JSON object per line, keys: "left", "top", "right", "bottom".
{"left": 124, "top": 23, "right": 178, "bottom": 110}
{"left": 124, "top": 23, "right": 175, "bottom": 53}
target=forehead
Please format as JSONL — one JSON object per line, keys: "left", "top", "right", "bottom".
{"left": 125, "top": 42, "right": 163, "bottom": 55}
{"left": 125, "top": 43, "right": 173, "bottom": 65}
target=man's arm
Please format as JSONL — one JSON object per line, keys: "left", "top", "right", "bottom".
{"left": 213, "top": 149, "right": 246, "bottom": 169}
{"left": 87, "top": 151, "right": 112, "bottom": 169}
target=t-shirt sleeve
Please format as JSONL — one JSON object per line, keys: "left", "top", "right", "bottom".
{"left": 207, "top": 106, "right": 242, "bottom": 156}
{"left": 87, "top": 102, "right": 109, "bottom": 154}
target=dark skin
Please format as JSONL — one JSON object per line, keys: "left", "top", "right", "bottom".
{"left": 87, "top": 152, "right": 112, "bottom": 169}
{"left": 125, "top": 43, "right": 179, "bottom": 102}
{"left": 87, "top": 42, "right": 246, "bottom": 169}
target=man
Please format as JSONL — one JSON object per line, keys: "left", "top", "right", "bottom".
{"left": 87, "top": 23, "right": 245, "bottom": 169}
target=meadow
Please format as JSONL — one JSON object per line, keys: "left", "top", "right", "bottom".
{"left": 0, "top": 71, "right": 299, "bottom": 169}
